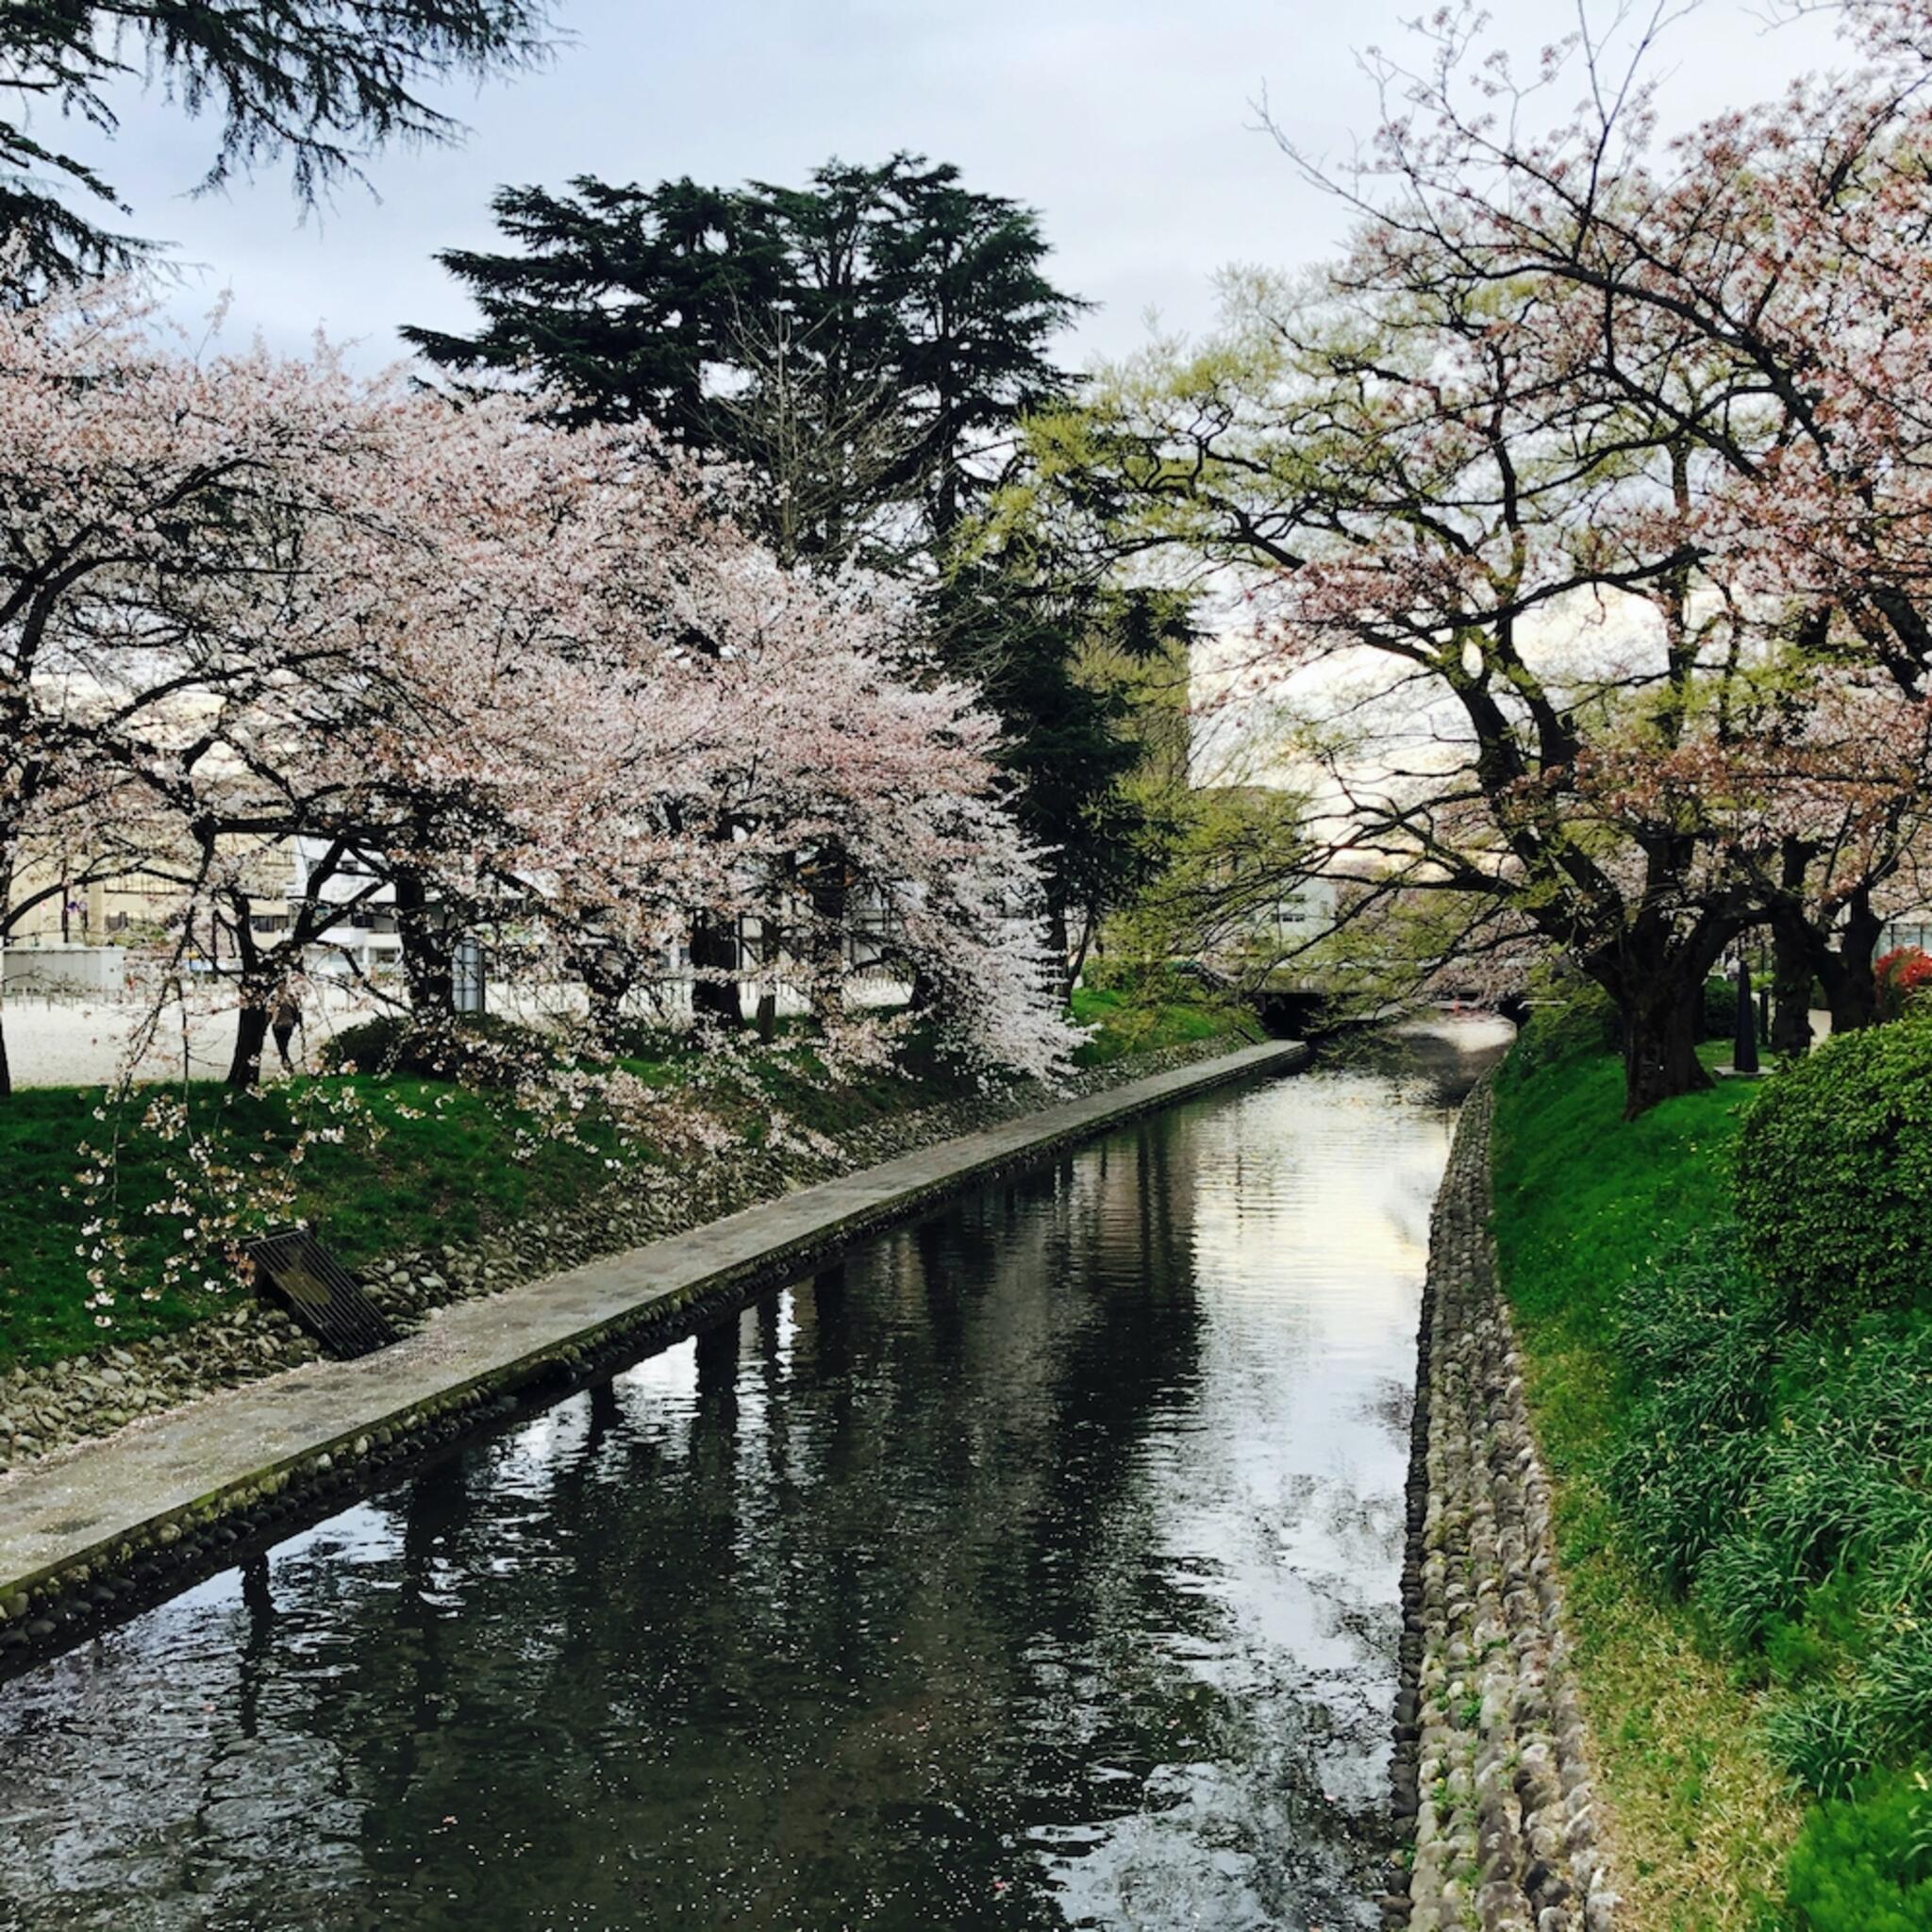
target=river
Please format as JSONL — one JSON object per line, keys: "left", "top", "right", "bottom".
{"left": 0, "top": 1017, "right": 1510, "bottom": 1932}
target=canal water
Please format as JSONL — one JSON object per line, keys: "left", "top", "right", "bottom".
{"left": 0, "top": 1019, "right": 1509, "bottom": 1932}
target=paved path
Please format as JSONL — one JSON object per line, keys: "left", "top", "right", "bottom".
{"left": 0, "top": 983, "right": 374, "bottom": 1087}
{"left": 0, "top": 1040, "right": 1306, "bottom": 1604}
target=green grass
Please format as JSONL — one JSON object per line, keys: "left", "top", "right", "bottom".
{"left": 1491, "top": 1041, "right": 1803, "bottom": 1931}
{"left": 1491, "top": 1041, "right": 1748, "bottom": 1474}
{"left": 1068, "top": 986, "right": 1262, "bottom": 1065}
{"left": 1496, "top": 1025, "right": 1932, "bottom": 1929}
{"left": 0, "top": 990, "right": 1250, "bottom": 1373}
{"left": 0, "top": 981, "right": 1252, "bottom": 1375}
{"left": 0, "top": 1041, "right": 980, "bottom": 1372}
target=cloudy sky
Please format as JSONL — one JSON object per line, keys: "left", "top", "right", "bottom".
{"left": 58, "top": 0, "right": 1848, "bottom": 375}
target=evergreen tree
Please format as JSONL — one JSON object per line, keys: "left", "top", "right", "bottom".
{"left": 0, "top": 0, "right": 552, "bottom": 285}
{"left": 408, "top": 153, "right": 1083, "bottom": 566}
{"left": 407, "top": 175, "right": 783, "bottom": 440}
{"left": 929, "top": 541, "right": 1195, "bottom": 995}
{"left": 414, "top": 153, "right": 1174, "bottom": 992}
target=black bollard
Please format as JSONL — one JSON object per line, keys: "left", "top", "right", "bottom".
{"left": 1734, "top": 957, "right": 1761, "bottom": 1074}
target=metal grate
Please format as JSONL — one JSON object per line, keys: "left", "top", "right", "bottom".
{"left": 243, "top": 1228, "right": 398, "bottom": 1359}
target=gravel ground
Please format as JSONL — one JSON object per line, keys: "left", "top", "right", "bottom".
{"left": 0, "top": 987, "right": 366, "bottom": 1089}
{"left": 0, "top": 977, "right": 910, "bottom": 1090}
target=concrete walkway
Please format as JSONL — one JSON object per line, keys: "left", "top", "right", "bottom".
{"left": 0, "top": 1039, "right": 1306, "bottom": 1606}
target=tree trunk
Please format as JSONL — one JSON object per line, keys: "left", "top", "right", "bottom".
{"left": 808, "top": 847, "right": 849, "bottom": 1026}
{"left": 227, "top": 997, "right": 271, "bottom": 1090}
{"left": 756, "top": 910, "right": 784, "bottom": 1042}
{"left": 225, "top": 897, "right": 272, "bottom": 1090}
{"left": 689, "top": 913, "right": 743, "bottom": 1030}
{"left": 0, "top": 848, "right": 12, "bottom": 1098}
{"left": 1068, "top": 905, "right": 1098, "bottom": 992}
{"left": 571, "top": 938, "right": 633, "bottom": 1040}
{"left": 1818, "top": 890, "right": 1882, "bottom": 1035}
{"left": 1732, "top": 958, "right": 1761, "bottom": 1075}
{"left": 1620, "top": 974, "right": 1714, "bottom": 1117}
{"left": 1045, "top": 894, "right": 1074, "bottom": 1008}
{"left": 1770, "top": 917, "right": 1814, "bottom": 1058}
{"left": 394, "top": 872, "right": 455, "bottom": 1017}
{"left": 587, "top": 985, "right": 624, "bottom": 1038}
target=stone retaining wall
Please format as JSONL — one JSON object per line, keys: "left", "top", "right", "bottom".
{"left": 0, "top": 1041, "right": 1233, "bottom": 1474}
{"left": 1389, "top": 1082, "right": 1616, "bottom": 1932}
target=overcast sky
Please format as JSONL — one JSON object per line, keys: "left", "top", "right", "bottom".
{"left": 67, "top": 0, "right": 1848, "bottom": 374}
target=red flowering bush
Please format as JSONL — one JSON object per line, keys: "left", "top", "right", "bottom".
{"left": 1874, "top": 948, "right": 1932, "bottom": 1024}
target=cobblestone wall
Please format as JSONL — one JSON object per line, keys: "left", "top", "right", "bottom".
{"left": 1390, "top": 1082, "right": 1617, "bottom": 1932}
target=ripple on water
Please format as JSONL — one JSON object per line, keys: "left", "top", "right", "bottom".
{"left": 0, "top": 1019, "right": 1507, "bottom": 1932}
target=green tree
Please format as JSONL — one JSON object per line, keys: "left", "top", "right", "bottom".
{"left": 928, "top": 541, "right": 1192, "bottom": 997}
{"left": 1012, "top": 270, "right": 1816, "bottom": 1114}
{"left": 0, "top": 0, "right": 552, "bottom": 284}
{"left": 413, "top": 152, "right": 1179, "bottom": 1001}
{"left": 407, "top": 153, "right": 1083, "bottom": 568}
{"left": 406, "top": 175, "right": 780, "bottom": 443}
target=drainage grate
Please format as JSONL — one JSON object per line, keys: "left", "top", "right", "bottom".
{"left": 243, "top": 1228, "right": 398, "bottom": 1359}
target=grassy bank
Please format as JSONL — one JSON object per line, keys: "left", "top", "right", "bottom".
{"left": 0, "top": 1049, "right": 960, "bottom": 1371}
{"left": 1492, "top": 1022, "right": 1932, "bottom": 1931}
{"left": 1068, "top": 985, "right": 1263, "bottom": 1064}
{"left": 0, "top": 991, "right": 1257, "bottom": 1372}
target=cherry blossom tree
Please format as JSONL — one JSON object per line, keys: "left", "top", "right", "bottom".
{"left": 0, "top": 267, "right": 1082, "bottom": 1344}
{"left": 1021, "top": 241, "right": 1932, "bottom": 1112}
{"left": 1008, "top": 2, "right": 1932, "bottom": 1112}
{"left": 1, "top": 272, "right": 1074, "bottom": 1107}
{"left": 1264, "top": 0, "right": 1932, "bottom": 706}
{"left": 0, "top": 275, "right": 424, "bottom": 1093}
{"left": 1257, "top": 0, "right": 1932, "bottom": 1024}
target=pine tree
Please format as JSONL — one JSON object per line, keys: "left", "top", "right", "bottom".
{"left": 412, "top": 153, "right": 1177, "bottom": 990}
{"left": 408, "top": 153, "right": 1084, "bottom": 566}
{"left": 0, "top": 1, "right": 552, "bottom": 285}
{"left": 407, "top": 176, "right": 784, "bottom": 441}
{"left": 929, "top": 541, "right": 1195, "bottom": 995}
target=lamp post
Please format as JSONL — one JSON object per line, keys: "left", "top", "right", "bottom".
{"left": 1734, "top": 952, "right": 1761, "bottom": 1075}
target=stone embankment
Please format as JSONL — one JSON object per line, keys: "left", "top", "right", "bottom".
{"left": 0, "top": 1041, "right": 1230, "bottom": 1474}
{"left": 0, "top": 1039, "right": 1303, "bottom": 1674}
{"left": 1390, "top": 1083, "right": 1616, "bottom": 1932}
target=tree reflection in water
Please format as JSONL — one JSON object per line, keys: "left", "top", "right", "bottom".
{"left": 0, "top": 1019, "right": 1510, "bottom": 1932}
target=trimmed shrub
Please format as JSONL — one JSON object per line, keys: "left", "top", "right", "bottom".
{"left": 1703, "top": 973, "right": 1740, "bottom": 1041}
{"left": 1734, "top": 1024, "right": 1932, "bottom": 1324}
{"left": 1784, "top": 1765, "right": 1932, "bottom": 1932}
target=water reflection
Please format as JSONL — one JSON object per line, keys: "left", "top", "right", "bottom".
{"left": 0, "top": 1019, "right": 1508, "bottom": 1932}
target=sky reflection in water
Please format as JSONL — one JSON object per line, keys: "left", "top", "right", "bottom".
{"left": 0, "top": 1019, "right": 1510, "bottom": 1932}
